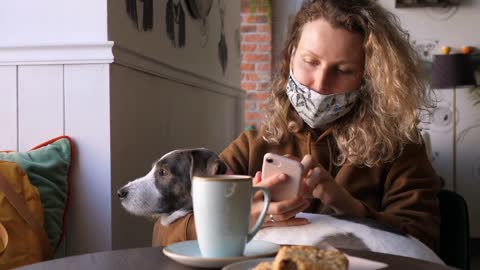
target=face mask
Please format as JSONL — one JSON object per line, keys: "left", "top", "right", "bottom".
{"left": 286, "top": 71, "right": 359, "bottom": 128}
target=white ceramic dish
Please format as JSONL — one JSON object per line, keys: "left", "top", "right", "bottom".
{"left": 163, "top": 240, "right": 279, "bottom": 268}
{"left": 222, "top": 254, "right": 389, "bottom": 270}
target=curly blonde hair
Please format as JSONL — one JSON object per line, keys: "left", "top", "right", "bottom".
{"left": 262, "top": 0, "right": 434, "bottom": 167}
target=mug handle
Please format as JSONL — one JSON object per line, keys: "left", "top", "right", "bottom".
{"left": 247, "top": 186, "right": 270, "bottom": 242}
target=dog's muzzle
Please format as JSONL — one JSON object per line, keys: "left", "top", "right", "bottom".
{"left": 117, "top": 186, "right": 129, "bottom": 199}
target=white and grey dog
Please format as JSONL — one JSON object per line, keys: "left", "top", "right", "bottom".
{"left": 117, "top": 148, "right": 227, "bottom": 225}
{"left": 117, "top": 148, "right": 443, "bottom": 264}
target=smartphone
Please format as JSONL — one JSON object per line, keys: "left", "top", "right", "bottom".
{"left": 261, "top": 153, "right": 304, "bottom": 202}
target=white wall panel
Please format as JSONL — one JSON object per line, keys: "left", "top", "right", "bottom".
{"left": 456, "top": 88, "right": 480, "bottom": 237}
{"left": 0, "top": 0, "right": 107, "bottom": 45}
{"left": 64, "top": 64, "right": 112, "bottom": 254}
{"left": 426, "top": 90, "right": 455, "bottom": 190}
{"left": 17, "top": 65, "right": 64, "bottom": 151}
{"left": 0, "top": 66, "right": 17, "bottom": 150}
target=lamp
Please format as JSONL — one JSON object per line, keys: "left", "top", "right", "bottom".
{"left": 431, "top": 53, "right": 476, "bottom": 191}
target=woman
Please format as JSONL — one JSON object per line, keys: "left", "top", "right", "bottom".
{"left": 154, "top": 0, "right": 441, "bottom": 251}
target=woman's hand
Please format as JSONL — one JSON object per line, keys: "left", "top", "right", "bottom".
{"left": 300, "top": 155, "right": 367, "bottom": 217}
{"left": 251, "top": 171, "right": 310, "bottom": 228}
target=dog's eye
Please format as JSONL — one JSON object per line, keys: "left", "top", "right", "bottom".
{"left": 158, "top": 169, "right": 169, "bottom": 177}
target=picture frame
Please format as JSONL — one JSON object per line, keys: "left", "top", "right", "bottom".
{"left": 395, "top": 0, "right": 460, "bottom": 8}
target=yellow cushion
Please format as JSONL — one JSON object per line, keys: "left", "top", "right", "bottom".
{"left": 0, "top": 160, "right": 46, "bottom": 269}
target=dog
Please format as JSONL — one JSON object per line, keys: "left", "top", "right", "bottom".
{"left": 117, "top": 148, "right": 227, "bottom": 225}
{"left": 117, "top": 148, "right": 443, "bottom": 264}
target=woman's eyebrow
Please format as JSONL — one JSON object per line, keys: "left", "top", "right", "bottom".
{"left": 300, "top": 49, "right": 360, "bottom": 66}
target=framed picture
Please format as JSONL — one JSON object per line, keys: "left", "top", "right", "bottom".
{"left": 395, "top": 0, "right": 461, "bottom": 8}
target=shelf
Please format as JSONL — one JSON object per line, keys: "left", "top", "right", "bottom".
{"left": 395, "top": 1, "right": 460, "bottom": 8}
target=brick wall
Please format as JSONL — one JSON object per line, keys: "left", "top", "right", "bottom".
{"left": 240, "top": 0, "right": 272, "bottom": 129}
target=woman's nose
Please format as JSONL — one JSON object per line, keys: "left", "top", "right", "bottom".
{"left": 311, "top": 68, "right": 330, "bottom": 93}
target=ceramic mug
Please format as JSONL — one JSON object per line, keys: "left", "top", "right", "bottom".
{"left": 192, "top": 175, "right": 270, "bottom": 258}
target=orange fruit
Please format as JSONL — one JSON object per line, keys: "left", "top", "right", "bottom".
{"left": 460, "top": 46, "right": 473, "bottom": 54}
{"left": 441, "top": 46, "right": 451, "bottom": 55}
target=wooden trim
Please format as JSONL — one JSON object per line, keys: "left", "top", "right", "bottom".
{"left": 0, "top": 42, "right": 114, "bottom": 65}
{"left": 113, "top": 45, "right": 245, "bottom": 99}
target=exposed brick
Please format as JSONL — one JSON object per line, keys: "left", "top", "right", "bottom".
{"left": 256, "top": 15, "right": 269, "bottom": 23}
{"left": 244, "top": 73, "right": 260, "bottom": 81}
{"left": 258, "top": 44, "right": 272, "bottom": 52}
{"left": 247, "top": 92, "right": 271, "bottom": 101}
{"left": 241, "top": 25, "right": 257, "bottom": 33}
{"left": 258, "top": 82, "right": 272, "bottom": 90}
{"left": 241, "top": 0, "right": 252, "bottom": 9}
{"left": 241, "top": 43, "right": 257, "bottom": 52}
{"left": 241, "top": 2, "right": 272, "bottom": 130}
{"left": 256, "top": 73, "right": 271, "bottom": 82}
{"left": 244, "top": 101, "right": 257, "bottom": 111}
{"left": 245, "top": 112, "right": 263, "bottom": 120}
{"left": 256, "top": 63, "right": 271, "bottom": 71}
{"left": 241, "top": 63, "right": 255, "bottom": 71}
{"left": 243, "top": 53, "right": 270, "bottom": 62}
{"left": 241, "top": 82, "right": 257, "bottom": 91}
{"left": 242, "top": 15, "right": 258, "bottom": 24}
{"left": 257, "top": 24, "right": 271, "bottom": 33}
{"left": 259, "top": 102, "right": 270, "bottom": 111}
{"left": 243, "top": 34, "right": 271, "bottom": 43}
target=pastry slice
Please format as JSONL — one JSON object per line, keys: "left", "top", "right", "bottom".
{"left": 272, "top": 246, "right": 348, "bottom": 270}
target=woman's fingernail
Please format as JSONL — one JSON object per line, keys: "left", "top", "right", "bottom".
{"left": 279, "top": 173, "right": 288, "bottom": 180}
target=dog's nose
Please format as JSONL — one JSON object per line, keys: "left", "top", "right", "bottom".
{"left": 117, "top": 187, "right": 129, "bottom": 199}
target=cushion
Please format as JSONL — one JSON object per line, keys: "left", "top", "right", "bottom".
{"left": 0, "top": 161, "right": 50, "bottom": 268}
{"left": 0, "top": 136, "right": 72, "bottom": 252}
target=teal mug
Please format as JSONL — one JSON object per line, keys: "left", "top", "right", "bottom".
{"left": 192, "top": 175, "right": 270, "bottom": 258}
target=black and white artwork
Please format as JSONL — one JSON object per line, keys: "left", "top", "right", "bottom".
{"left": 142, "top": 0, "right": 153, "bottom": 31}
{"left": 125, "top": 0, "right": 154, "bottom": 31}
{"left": 218, "top": 0, "right": 228, "bottom": 75}
{"left": 166, "top": 0, "right": 186, "bottom": 48}
{"left": 126, "top": 0, "right": 138, "bottom": 28}
{"left": 185, "top": 0, "right": 213, "bottom": 47}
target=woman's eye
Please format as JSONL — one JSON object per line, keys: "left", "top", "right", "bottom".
{"left": 303, "top": 59, "right": 318, "bottom": 66}
{"left": 337, "top": 68, "right": 353, "bottom": 74}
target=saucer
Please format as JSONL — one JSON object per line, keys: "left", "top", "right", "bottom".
{"left": 222, "top": 254, "right": 389, "bottom": 270}
{"left": 163, "top": 240, "right": 280, "bottom": 268}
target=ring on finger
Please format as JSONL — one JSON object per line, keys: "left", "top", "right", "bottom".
{"left": 269, "top": 214, "right": 275, "bottom": 223}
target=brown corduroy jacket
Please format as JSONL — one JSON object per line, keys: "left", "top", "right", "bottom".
{"left": 153, "top": 128, "right": 441, "bottom": 251}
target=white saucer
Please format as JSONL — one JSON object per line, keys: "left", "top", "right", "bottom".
{"left": 163, "top": 240, "right": 279, "bottom": 268}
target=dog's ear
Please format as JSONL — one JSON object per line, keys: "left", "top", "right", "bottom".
{"left": 206, "top": 158, "right": 227, "bottom": 175}
{"left": 189, "top": 149, "right": 227, "bottom": 178}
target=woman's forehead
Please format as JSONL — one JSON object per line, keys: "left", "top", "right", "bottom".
{"left": 296, "top": 19, "right": 364, "bottom": 64}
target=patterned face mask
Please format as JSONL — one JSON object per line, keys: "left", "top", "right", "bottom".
{"left": 286, "top": 71, "right": 359, "bottom": 128}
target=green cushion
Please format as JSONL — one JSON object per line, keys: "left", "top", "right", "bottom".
{"left": 0, "top": 136, "right": 72, "bottom": 251}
